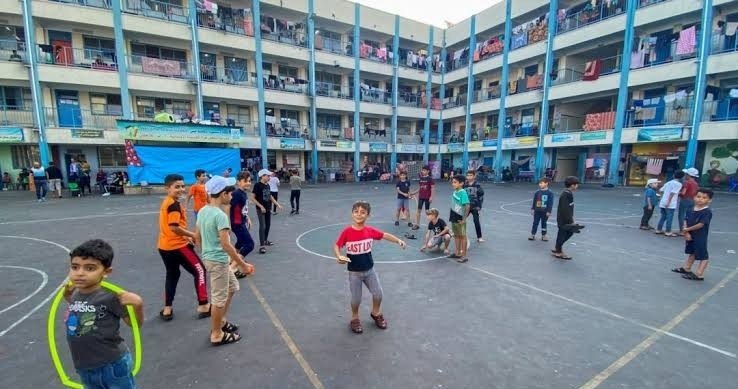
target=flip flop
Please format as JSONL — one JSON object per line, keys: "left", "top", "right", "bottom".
{"left": 234, "top": 270, "right": 247, "bottom": 279}
{"left": 222, "top": 321, "right": 239, "bottom": 333}
{"left": 682, "top": 272, "right": 704, "bottom": 281}
{"left": 197, "top": 306, "right": 211, "bottom": 319}
{"left": 159, "top": 309, "right": 173, "bottom": 322}
{"left": 211, "top": 331, "right": 241, "bottom": 346}
{"left": 671, "top": 267, "right": 689, "bottom": 274}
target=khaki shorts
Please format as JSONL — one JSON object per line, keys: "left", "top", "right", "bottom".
{"left": 48, "top": 179, "right": 62, "bottom": 192}
{"left": 451, "top": 221, "right": 466, "bottom": 237}
{"left": 204, "top": 260, "right": 239, "bottom": 307}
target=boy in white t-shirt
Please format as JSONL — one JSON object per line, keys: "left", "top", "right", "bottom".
{"left": 655, "top": 171, "right": 684, "bottom": 237}
{"left": 268, "top": 172, "right": 280, "bottom": 214}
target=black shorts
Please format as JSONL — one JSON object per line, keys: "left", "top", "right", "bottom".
{"left": 685, "top": 239, "right": 709, "bottom": 261}
{"left": 417, "top": 198, "right": 431, "bottom": 210}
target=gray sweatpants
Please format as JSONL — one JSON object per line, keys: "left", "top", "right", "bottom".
{"left": 349, "top": 268, "right": 383, "bottom": 307}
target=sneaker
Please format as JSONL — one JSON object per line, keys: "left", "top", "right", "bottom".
{"left": 37, "top": 199, "right": 42, "bottom": 203}
{"left": 407, "top": 222, "right": 413, "bottom": 227}
{"left": 295, "top": 210, "right": 299, "bottom": 215}
{"left": 290, "top": 210, "right": 296, "bottom": 215}
{"left": 477, "top": 238, "right": 485, "bottom": 243}
{"left": 411, "top": 224, "right": 420, "bottom": 230}
{"left": 528, "top": 235, "right": 535, "bottom": 241}
{"left": 394, "top": 221, "right": 399, "bottom": 226}
{"left": 42, "top": 197, "right": 46, "bottom": 202}
{"left": 541, "top": 236, "right": 549, "bottom": 242}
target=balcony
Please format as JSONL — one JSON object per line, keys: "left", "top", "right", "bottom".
{"left": 124, "top": 0, "right": 189, "bottom": 23}
{"left": 0, "top": 40, "right": 27, "bottom": 63}
{"left": 712, "top": 32, "right": 738, "bottom": 55}
{"left": 201, "top": 65, "right": 256, "bottom": 87}
{"left": 0, "top": 106, "right": 35, "bottom": 127}
{"left": 48, "top": 0, "right": 112, "bottom": 9}
{"left": 359, "top": 88, "right": 391, "bottom": 105}
{"left": 556, "top": 2, "right": 625, "bottom": 36}
{"left": 197, "top": 9, "right": 252, "bottom": 37}
{"left": 127, "top": 55, "right": 194, "bottom": 79}
{"left": 43, "top": 106, "right": 119, "bottom": 129}
{"left": 37, "top": 46, "right": 119, "bottom": 72}
{"left": 318, "top": 126, "right": 352, "bottom": 141}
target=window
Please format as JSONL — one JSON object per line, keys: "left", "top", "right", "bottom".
{"left": 98, "top": 146, "right": 127, "bottom": 168}
{"left": 82, "top": 36, "right": 115, "bottom": 60}
{"left": 0, "top": 87, "right": 32, "bottom": 110}
{"left": 525, "top": 64, "right": 539, "bottom": 76}
{"left": 317, "top": 113, "right": 340, "bottom": 129}
{"left": 362, "top": 117, "right": 381, "bottom": 129}
{"left": 473, "top": 79, "right": 482, "bottom": 91}
{"left": 135, "top": 97, "right": 191, "bottom": 118}
{"left": 280, "top": 109, "right": 300, "bottom": 128}
{"left": 262, "top": 61, "right": 272, "bottom": 74}
{"left": 90, "top": 94, "right": 122, "bottom": 115}
{"left": 130, "top": 44, "right": 186, "bottom": 63}
{"left": 11, "top": 145, "right": 39, "bottom": 169}
{"left": 278, "top": 65, "right": 298, "bottom": 78}
{"left": 0, "top": 25, "right": 26, "bottom": 51}
{"left": 224, "top": 57, "right": 247, "bottom": 82}
{"left": 397, "top": 120, "right": 411, "bottom": 135}
{"left": 227, "top": 105, "right": 251, "bottom": 126}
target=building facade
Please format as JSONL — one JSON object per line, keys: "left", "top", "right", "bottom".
{"left": 0, "top": 0, "right": 737, "bottom": 187}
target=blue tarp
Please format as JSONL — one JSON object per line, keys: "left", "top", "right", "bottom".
{"left": 127, "top": 146, "right": 240, "bottom": 185}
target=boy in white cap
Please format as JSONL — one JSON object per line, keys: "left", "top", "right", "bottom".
{"left": 253, "top": 169, "right": 283, "bottom": 254}
{"left": 678, "top": 167, "right": 700, "bottom": 236}
{"left": 640, "top": 178, "right": 660, "bottom": 230}
{"left": 195, "top": 175, "right": 250, "bottom": 346}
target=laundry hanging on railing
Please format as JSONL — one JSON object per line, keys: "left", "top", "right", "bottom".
{"left": 582, "top": 59, "right": 602, "bottom": 81}
{"left": 676, "top": 26, "right": 696, "bottom": 55}
{"left": 645, "top": 158, "right": 664, "bottom": 175}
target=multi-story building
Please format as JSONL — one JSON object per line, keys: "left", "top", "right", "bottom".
{"left": 1, "top": 0, "right": 736, "bottom": 188}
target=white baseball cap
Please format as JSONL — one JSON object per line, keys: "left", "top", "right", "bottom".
{"left": 205, "top": 175, "right": 236, "bottom": 194}
{"left": 645, "top": 178, "right": 661, "bottom": 187}
{"left": 257, "top": 169, "right": 271, "bottom": 177}
{"left": 682, "top": 167, "right": 699, "bottom": 177}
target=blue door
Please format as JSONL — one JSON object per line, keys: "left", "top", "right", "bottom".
{"left": 55, "top": 90, "right": 82, "bottom": 128}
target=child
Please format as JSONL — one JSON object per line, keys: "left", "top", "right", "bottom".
{"left": 671, "top": 189, "right": 714, "bottom": 281}
{"left": 449, "top": 175, "right": 470, "bottom": 262}
{"left": 253, "top": 169, "right": 283, "bottom": 254}
{"left": 157, "top": 174, "right": 210, "bottom": 321}
{"left": 230, "top": 172, "right": 256, "bottom": 279}
{"left": 655, "top": 170, "right": 684, "bottom": 237}
{"left": 195, "top": 176, "right": 251, "bottom": 346}
{"left": 187, "top": 169, "right": 208, "bottom": 219}
{"left": 334, "top": 201, "right": 406, "bottom": 334}
{"left": 268, "top": 171, "right": 280, "bottom": 214}
{"left": 463, "top": 170, "right": 485, "bottom": 242}
{"left": 289, "top": 169, "right": 303, "bottom": 215}
{"left": 395, "top": 172, "right": 412, "bottom": 227}
{"left": 640, "top": 178, "right": 660, "bottom": 230}
{"left": 552, "top": 176, "right": 584, "bottom": 260}
{"left": 64, "top": 239, "right": 144, "bottom": 389}
{"left": 412, "top": 165, "right": 435, "bottom": 230}
{"left": 421, "top": 208, "right": 451, "bottom": 254}
{"left": 529, "top": 177, "right": 554, "bottom": 241}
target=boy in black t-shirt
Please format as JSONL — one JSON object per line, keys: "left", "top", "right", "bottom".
{"left": 395, "top": 172, "right": 412, "bottom": 226}
{"left": 672, "top": 189, "right": 714, "bottom": 281}
{"left": 253, "top": 169, "right": 283, "bottom": 254}
{"left": 552, "top": 176, "right": 584, "bottom": 260}
{"left": 421, "top": 208, "right": 451, "bottom": 254}
{"left": 529, "top": 177, "right": 554, "bottom": 241}
{"left": 229, "top": 172, "right": 256, "bottom": 278}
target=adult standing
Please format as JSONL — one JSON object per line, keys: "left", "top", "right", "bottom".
{"left": 68, "top": 158, "right": 81, "bottom": 184}
{"left": 80, "top": 160, "right": 92, "bottom": 195}
{"left": 678, "top": 168, "right": 700, "bottom": 235}
{"left": 46, "top": 161, "right": 64, "bottom": 198}
{"left": 618, "top": 158, "right": 626, "bottom": 185}
{"left": 30, "top": 162, "right": 48, "bottom": 202}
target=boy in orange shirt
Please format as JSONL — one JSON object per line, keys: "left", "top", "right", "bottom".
{"left": 187, "top": 169, "right": 208, "bottom": 219}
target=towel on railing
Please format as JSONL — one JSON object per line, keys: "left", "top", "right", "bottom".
{"left": 676, "top": 26, "right": 696, "bottom": 55}
{"left": 582, "top": 59, "right": 602, "bottom": 81}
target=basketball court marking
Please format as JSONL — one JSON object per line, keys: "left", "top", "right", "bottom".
{"left": 0, "top": 236, "right": 70, "bottom": 337}
{"left": 579, "top": 266, "right": 738, "bottom": 388}
{"left": 296, "top": 222, "right": 465, "bottom": 264}
{"left": 0, "top": 265, "right": 48, "bottom": 315}
{"left": 462, "top": 263, "right": 736, "bottom": 359}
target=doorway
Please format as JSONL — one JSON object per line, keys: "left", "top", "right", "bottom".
{"left": 49, "top": 30, "right": 73, "bottom": 66}
{"left": 55, "top": 90, "right": 82, "bottom": 128}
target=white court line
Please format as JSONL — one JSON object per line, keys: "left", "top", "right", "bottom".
{"left": 463, "top": 263, "right": 736, "bottom": 359}
{"left": 0, "top": 211, "right": 159, "bottom": 226}
{"left": 295, "top": 222, "right": 458, "bottom": 264}
{"left": 0, "top": 265, "right": 48, "bottom": 315}
{"left": 0, "top": 236, "right": 70, "bottom": 337}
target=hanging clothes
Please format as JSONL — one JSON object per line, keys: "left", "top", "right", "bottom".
{"left": 472, "top": 49, "right": 481, "bottom": 62}
{"left": 582, "top": 59, "right": 602, "bottom": 81}
{"left": 511, "top": 32, "right": 528, "bottom": 49}
{"left": 646, "top": 158, "right": 664, "bottom": 175}
{"left": 676, "top": 26, "right": 696, "bottom": 55}
{"left": 508, "top": 80, "right": 517, "bottom": 94}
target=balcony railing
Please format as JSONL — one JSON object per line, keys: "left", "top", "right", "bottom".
{"left": 197, "top": 11, "right": 252, "bottom": 36}
{"left": 556, "top": 2, "right": 625, "bottom": 35}
{"left": 711, "top": 32, "right": 738, "bottom": 55}
{"left": 472, "top": 86, "right": 501, "bottom": 103}
{"left": 703, "top": 99, "right": 738, "bottom": 122}
{"left": 625, "top": 95, "right": 694, "bottom": 128}
{"left": 48, "top": 0, "right": 112, "bottom": 9}
{"left": 43, "top": 107, "right": 120, "bottom": 129}
{"left": 264, "top": 77, "right": 308, "bottom": 94}
{"left": 127, "top": 55, "right": 194, "bottom": 79}
{"left": 0, "top": 39, "right": 26, "bottom": 62}
{"left": 318, "top": 126, "right": 351, "bottom": 140}
{"left": 37, "top": 46, "right": 119, "bottom": 71}
{"left": 262, "top": 27, "right": 307, "bottom": 48}
{"left": 316, "top": 36, "right": 351, "bottom": 57}
{"left": 0, "top": 106, "right": 35, "bottom": 127}
{"left": 444, "top": 93, "right": 467, "bottom": 109}
{"left": 553, "top": 54, "right": 621, "bottom": 86}
{"left": 267, "top": 125, "right": 306, "bottom": 138}
{"left": 316, "top": 83, "right": 352, "bottom": 99}
{"left": 549, "top": 114, "right": 586, "bottom": 133}
{"left": 398, "top": 92, "right": 423, "bottom": 107}
{"left": 360, "top": 89, "right": 391, "bottom": 105}
{"left": 124, "top": 0, "right": 189, "bottom": 23}
{"left": 200, "top": 65, "right": 256, "bottom": 87}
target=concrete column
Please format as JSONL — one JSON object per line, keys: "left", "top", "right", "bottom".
{"left": 461, "top": 15, "right": 476, "bottom": 170}
{"left": 685, "top": 0, "right": 713, "bottom": 168}
{"left": 534, "top": 0, "right": 558, "bottom": 180}
{"left": 390, "top": 15, "right": 400, "bottom": 174}
{"left": 253, "top": 0, "right": 268, "bottom": 163}
{"left": 21, "top": 0, "right": 49, "bottom": 166}
{"left": 494, "top": 0, "right": 513, "bottom": 181}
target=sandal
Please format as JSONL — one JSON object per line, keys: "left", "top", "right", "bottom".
{"left": 559, "top": 254, "right": 573, "bottom": 260}
{"left": 447, "top": 253, "right": 461, "bottom": 259}
{"left": 682, "top": 272, "right": 704, "bottom": 281}
{"left": 370, "top": 313, "right": 388, "bottom": 329}
{"left": 197, "top": 306, "right": 211, "bottom": 319}
{"left": 456, "top": 257, "right": 468, "bottom": 263}
{"left": 551, "top": 252, "right": 562, "bottom": 258}
{"left": 211, "top": 331, "right": 241, "bottom": 346}
{"left": 222, "top": 321, "right": 239, "bottom": 333}
{"left": 350, "top": 319, "right": 363, "bottom": 334}
{"left": 159, "top": 309, "right": 173, "bottom": 322}
{"left": 671, "top": 267, "right": 689, "bottom": 274}
{"left": 264, "top": 241, "right": 274, "bottom": 246}
{"left": 234, "top": 270, "right": 247, "bottom": 279}
{"left": 259, "top": 247, "right": 267, "bottom": 254}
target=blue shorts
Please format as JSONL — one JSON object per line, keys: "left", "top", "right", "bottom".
{"left": 396, "top": 198, "right": 409, "bottom": 210}
{"left": 76, "top": 352, "right": 136, "bottom": 389}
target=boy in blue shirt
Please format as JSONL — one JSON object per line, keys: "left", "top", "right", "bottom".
{"left": 640, "top": 178, "right": 660, "bottom": 230}
{"left": 529, "top": 177, "right": 554, "bottom": 241}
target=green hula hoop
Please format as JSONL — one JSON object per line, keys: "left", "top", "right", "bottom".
{"left": 47, "top": 280, "right": 142, "bottom": 388}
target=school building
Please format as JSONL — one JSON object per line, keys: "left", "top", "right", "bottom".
{"left": 0, "top": 0, "right": 737, "bottom": 188}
